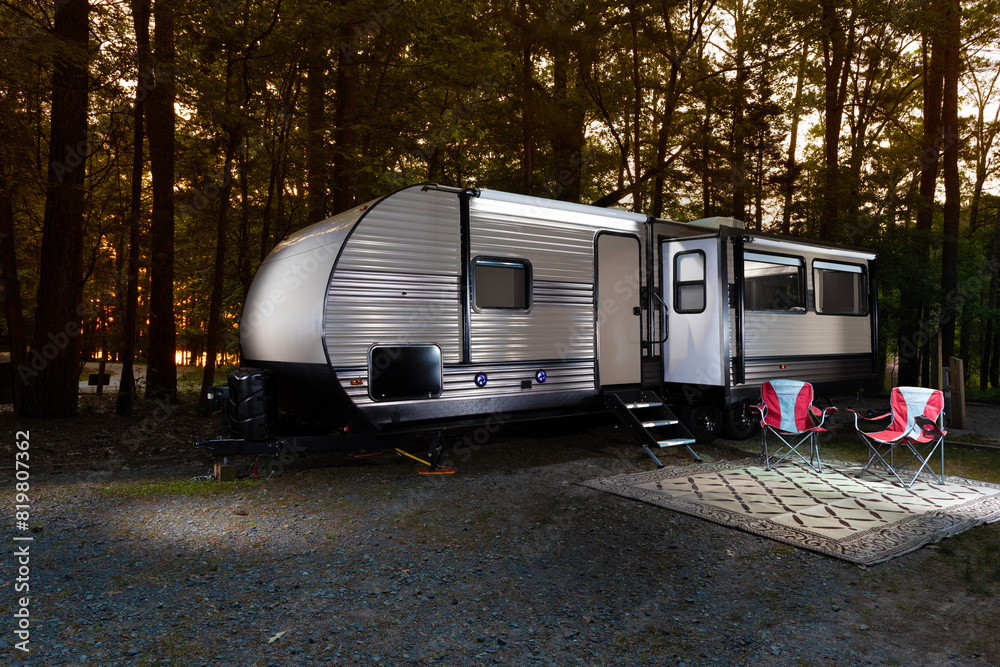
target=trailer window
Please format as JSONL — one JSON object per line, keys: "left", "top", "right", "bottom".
{"left": 674, "top": 251, "right": 706, "bottom": 313}
{"left": 473, "top": 258, "right": 531, "bottom": 310}
{"left": 814, "top": 260, "right": 868, "bottom": 315}
{"left": 743, "top": 252, "right": 805, "bottom": 312}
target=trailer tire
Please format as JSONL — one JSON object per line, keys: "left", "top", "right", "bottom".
{"left": 721, "top": 404, "right": 759, "bottom": 440}
{"left": 680, "top": 405, "right": 722, "bottom": 444}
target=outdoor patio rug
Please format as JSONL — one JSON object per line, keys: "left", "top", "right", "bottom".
{"left": 580, "top": 461, "right": 1000, "bottom": 565}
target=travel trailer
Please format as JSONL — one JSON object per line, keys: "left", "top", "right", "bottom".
{"left": 201, "top": 184, "right": 877, "bottom": 467}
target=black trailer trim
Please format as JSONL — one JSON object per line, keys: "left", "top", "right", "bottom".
{"left": 869, "top": 259, "right": 880, "bottom": 375}
{"left": 732, "top": 233, "right": 746, "bottom": 385}
{"left": 459, "top": 190, "right": 473, "bottom": 364}
{"left": 719, "top": 234, "right": 733, "bottom": 401}
{"left": 643, "top": 218, "right": 656, "bottom": 358}
{"left": 359, "top": 388, "right": 601, "bottom": 427}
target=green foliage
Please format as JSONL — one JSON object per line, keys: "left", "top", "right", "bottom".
{"left": 2, "top": 0, "right": 1000, "bottom": 398}
{"left": 95, "top": 477, "right": 259, "bottom": 499}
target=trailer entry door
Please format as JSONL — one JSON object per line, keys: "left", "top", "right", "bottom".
{"left": 596, "top": 233, "right": 642, "bottom": 386}
{"left": 662, "top": 238, "right": 725, "bottom": 387}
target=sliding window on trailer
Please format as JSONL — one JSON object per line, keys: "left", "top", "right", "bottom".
{"left": 743, "top": 251, "right": 806, "bottom": 312}
{"left": 813, "top": 260, "right": 868, "bottom": 315}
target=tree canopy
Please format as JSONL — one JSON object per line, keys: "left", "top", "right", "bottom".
{"left": 1, "top": 0, "right": 999, "bottom": 415}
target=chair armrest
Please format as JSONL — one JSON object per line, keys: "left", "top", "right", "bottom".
{"left": 809, "top": 405, "right": 838, "bottom": 427}
{"left": 845, "top": 408, "right": 890, "bottom": 430}
{"left": 914, "top": 415, "right": 947, "bottom": 438}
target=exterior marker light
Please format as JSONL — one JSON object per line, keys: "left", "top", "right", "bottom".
{"left": 475, "top": 373, "right": 488, "bottom": 387}
{"left": 535, "top": 369, "right": 547, "bottom": 383}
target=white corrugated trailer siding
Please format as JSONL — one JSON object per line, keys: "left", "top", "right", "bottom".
{"left": 325, "top": 188, "right": 463, "bottom": 367}
{"left": 325, "top": 187, "right": 648, "bottom": 411}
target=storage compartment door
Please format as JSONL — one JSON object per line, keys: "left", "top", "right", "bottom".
{"left": 663, "top": 238, "right": 725, "bottom": 386}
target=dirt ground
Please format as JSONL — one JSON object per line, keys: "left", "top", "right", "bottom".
{"left": 4, "top": 393, "right": 1000, "bottom": 665}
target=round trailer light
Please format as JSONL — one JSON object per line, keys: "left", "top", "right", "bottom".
{"left": 475, "top": 373, "right": 488, "bottom": 387}
{"left": 535, "top": 370, "right": 547, "bottom": 383}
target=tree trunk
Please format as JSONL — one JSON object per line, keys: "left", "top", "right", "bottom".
{"left": 551, "top": 37, "right": 584, "bottom": 203}
{"left": 819, "top": 0, "right": 854, "bottom": 240}
{"left": 992, "top": 325, "right": 1000, "bottom": 389}
{"left": 939, "top": 0, "right": 961, "bottom": 361}
{"left": 701, "top": 93, "right": 713, "bottom": 217}
{"left": 331, "top": 23, "right": 358, "bottom": 215}
{"left": 521, "top": 0, "right": 533, "bottom": 196}
{"left": 238, "top": 138, "right": 252, "bottom": 296}
{"left": 199, "top": 125, "right": 241, "bottom": 415}
{"left": 117, "top": 0, "right": 150, "bottom": 416}
{"left": 259, "top": 97, "right": 294, "bottom": 267}
{"left": 915, "top": 4, "right": 946, "bottom": 235}
{"left": 968, "top": 94, "right": 1000, "bottom": 230}
{"left": 650, "top": 0, "right": 716, "bottom": 218}
{"left": 306, "top": 49, "right": 327, "bottom": 224}
{"left": 629, "top": 0, "right": 642, "bottom": 211}
{"left": 900, "top": 10, "right": 946, "bottom": 387}
{"left": 145, "top": 0, "right": 177, "bottom": 401}
{"left": 19, "top": 0, "right": 89, "bottom": 418}
{"left": 780, "top": 43, "right": 808, "bottom": 236}
{"left": 0, "top": 169, "right": 27, "bottom": 412}
{"left": 986, "top": 212, "right": 1000, "bottom": 390}
{"left": 731, "top": 0, "right": 747, "bottom": 223}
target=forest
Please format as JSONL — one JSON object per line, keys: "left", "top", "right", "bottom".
{"left": 0, "top": 0, "right": 998, "bottom": 418}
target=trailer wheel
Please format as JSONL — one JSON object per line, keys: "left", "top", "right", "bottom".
{"left": 680, "top": 405, "right": 721, "bottom": 444}
{"left": 721, "top": 404, "right": 759, "bottom": 440}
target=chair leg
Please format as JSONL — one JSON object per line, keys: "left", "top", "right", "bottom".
{"left": 810, "top": 433, "right": 822, "bottom": 473}
{"left": 855, "top": 437, "right": 908, "bottom": 487}
{"left": 900, "top": 439, "right": 946, "bottom": 486}
{"left": 762, "top": 430, "right": 822, "bottom": 472}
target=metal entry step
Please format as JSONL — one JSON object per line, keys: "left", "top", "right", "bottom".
{"left": 605, "top": 390, "right": 701, "bottom": 467}
{"left": 642, "top": 419, "right": 678, "bottom": 428}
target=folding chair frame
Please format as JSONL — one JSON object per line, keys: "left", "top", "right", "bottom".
{"left": 751, "top": 380, "right": 837, "bottom": 474}
{"left": 851, "top": 412, "right": 946, "bottom": 488}
{"left": 849, "top": 387, "right": 947, "bottom": 489}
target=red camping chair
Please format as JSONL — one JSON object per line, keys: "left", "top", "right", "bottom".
{"left": 848, "top": 386, "right": 947, "bottom": 488}
{"left": 751, "top": 380, "right": 837, "bottom": 472}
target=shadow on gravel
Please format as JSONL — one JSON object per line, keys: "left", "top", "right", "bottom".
{"left": 15, "top": 412, "right": 1000, "bottom": 667}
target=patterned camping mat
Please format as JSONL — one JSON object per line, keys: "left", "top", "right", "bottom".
{"left": 579, "top": 462, "right": 1000, "bottom": 565}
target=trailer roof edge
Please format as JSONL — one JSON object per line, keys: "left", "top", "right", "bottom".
{"left": 720, "top": 226, "right": 877, "bottom": 260}
{"left": 476, "top": 188, "right": 649, "bottom": 224}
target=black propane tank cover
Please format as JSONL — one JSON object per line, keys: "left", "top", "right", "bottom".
{"left": 226, "top": 369, "right": 276, "bottom": 441}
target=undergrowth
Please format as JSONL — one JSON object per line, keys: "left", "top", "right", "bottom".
{"left": 95, "top": 478, "right": 259, "bottom": 499}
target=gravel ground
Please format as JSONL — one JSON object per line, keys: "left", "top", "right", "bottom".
{"left": 6, "top": 404, "right": 1000, "bottom": 667}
